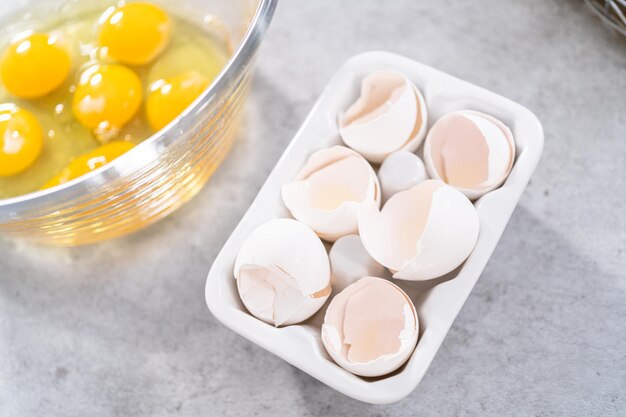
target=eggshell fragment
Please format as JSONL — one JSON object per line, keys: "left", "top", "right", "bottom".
{"left": 424, "top": 110, "right": 515, "bottom": 199}
{"left": 378, "top": 150, "right": 428, "bottom": 202}
{"left": 322, "top": 277, "right": 418, "bottom": 377}
{"left": 234, "top": 218, "right": 331, "bottom": 326}
{"left": 339, "top": 70, "right": 428, "bottom": 163}
{"left": 281, "top": 146, "right": 380, "bottom": 242}
{"left": 328, "top": 234, "right": 386, "bottom": 293}
{"left": 359, "top": 180, "right": 479, "bottom": 281}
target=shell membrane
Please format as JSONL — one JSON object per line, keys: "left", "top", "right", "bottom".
{"left": 321, "top": 277, "right": 419, "bottom": 377}
{"left": 338, "top": 70, "right": 428, "bottom": 163}
{"left": 424, "top": 109, "right": 515, "bottom": 199}
{"left": 281, "top": 146, "right": 380, "bottom": 242}
{"left": 359, "top": 180, "right": 480, "bottom": 281}
{"left": 234, "top": 218, "right": 331, "bottom": 326}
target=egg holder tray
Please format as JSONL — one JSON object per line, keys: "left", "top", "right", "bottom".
{"left": 205, "top": 51, "right": 544, "bottom": 404}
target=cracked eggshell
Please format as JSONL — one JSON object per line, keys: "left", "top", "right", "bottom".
{"left": 281, "top": 146, "right": 380, "bottom": 242}
{"left": 358, "top": 180, "right": 479, "bottom": 281}
{"left": 321, "top": 277, "right": 418, "bottom": 377}
{"left": 378, "top": 150, "right": 428, "bottom": 202}
{"left": 328, "top": 234, "right": 386, "bottom": 293}
{"left": 234, "top": 218, "right": 331, "bottom": 326}
{"left": 338, "top": 70, "right": 428, "bottom": 163}
{"left": 424, "top": 110, "right": 515, "bottom": 200}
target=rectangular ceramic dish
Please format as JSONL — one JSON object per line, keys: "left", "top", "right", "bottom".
{"left": 205, "top": 51, "right": 544, "bottom": 404}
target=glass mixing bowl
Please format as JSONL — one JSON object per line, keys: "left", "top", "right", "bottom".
{"left": 0, "top": 0, "right": 277, "bottom": 245}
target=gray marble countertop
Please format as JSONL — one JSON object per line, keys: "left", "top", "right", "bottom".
{"left": 1, "top": 1, "right": 625, "bottom": 416}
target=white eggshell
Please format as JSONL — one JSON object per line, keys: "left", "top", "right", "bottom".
{"left": 338, "top": 70, "right": 428, "bottom": 163}
{"left": 423, "top": 109, "right": 515, "bottom": 199}
{"left": 378, "top": 150, "right": 428, "bottom": 202}
{"left": 328, "top": 234, "right": 386, "bottom": 293}
{"left": 358, "top": 180, "right": 479, "bottom": 281}
{"left": 321, "top": 277, "right": 418, "bottom": 377}
{"left": 234, "top": 218, "right": 331, "bottom": 326}
{"left": 281, "top": 146, "right": 380, "bottom": 242}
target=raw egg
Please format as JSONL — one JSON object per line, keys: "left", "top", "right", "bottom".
{"left": 1, "top": 32, "right": 71, "bottom": 98}
{"left": 424, "top": 110, "right": 515, "bottom": 199}
{"left": 98, "top": 2, "right": 171, "bottom": 66}
{"left": 281, "top": 146, "right": 380, "bottom": 242}
{"left": 146, "top": 71, "right": 210, "bottom": 131}
{"left": 339, "top": 70, "right": 427, "bottom": 163}
{"left": 72, "top": 64, "right": 142, "bottom": 133}
{"left": 359, "top": 179, "right": 479, "bottom": 281}
{"left": 42, "top": 140, "right": 134, "bottom": 188}
{"left": 322, "top": 277, "right": 418, "bottom": 377}
{"left": 234, "top": 218, "right": 331, "bottom": 327}
{"left": 0, "top": 104, "right": 43, "bottom": 176}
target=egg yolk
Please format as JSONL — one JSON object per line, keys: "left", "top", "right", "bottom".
{"left": 72, "top": 64, "right": 142, "bottom": 131}
{"left": 146, "top": 71, "right": 210, "bottom": 131}
{"left": 42, "top": 141, "right": 134, "bottom": 189}
{"left": 98, "top": 2, "right": 171, "bottom": 66}
{"left": 1, "top": 32, "right": 71, "bottom": 99}
{"left": 0, "top": 104, "right": 43, "bottom": 177}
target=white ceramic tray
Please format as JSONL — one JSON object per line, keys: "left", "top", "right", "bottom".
{"left": 205, "top": 51, "right": 543, "bottom": 404}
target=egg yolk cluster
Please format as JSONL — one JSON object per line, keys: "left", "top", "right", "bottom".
{"left": 0, "top": 2, "right": 214, "bottom": 190}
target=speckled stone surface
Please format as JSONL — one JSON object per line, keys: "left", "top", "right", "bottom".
{"left": 1, "top": 1, "right": 625, "bottom": 416}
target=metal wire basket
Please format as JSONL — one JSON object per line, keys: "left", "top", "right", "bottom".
{"left": 585, "top": 0, "right": 626, "bottom": 36}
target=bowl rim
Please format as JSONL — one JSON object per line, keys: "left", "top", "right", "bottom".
{"left": 0, "top": 0, "right": 278, "bottom": 216}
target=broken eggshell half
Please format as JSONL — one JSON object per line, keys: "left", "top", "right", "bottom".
{"left": 281, "top": 146, "right": 381, "bottom": 242}
{"left": 423, "top": 110, "right": 515, "bottom": 200}
{"left": 234, "top": 218, "right": 331, "bottom": 327}
{"left": 338, "top": 70, "right": 428, "bottom": 164}
{"left": 359, "top": 179, "right": 479, "bottom": 281}
{"left": 321, "top": 277, "right": 419, "bottom": 377}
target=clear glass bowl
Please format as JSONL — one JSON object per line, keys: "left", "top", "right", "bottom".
{"left": 0, "top": 0, "right": 277, "bottom": 245}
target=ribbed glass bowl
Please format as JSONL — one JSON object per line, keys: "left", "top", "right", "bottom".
{"left": 0, "top": 0, "right": 277, "bottom": 245}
